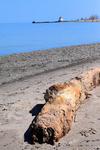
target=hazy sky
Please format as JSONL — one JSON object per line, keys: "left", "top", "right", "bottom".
{"left": 0, "top": 0, "right": 100, "bottom": 23}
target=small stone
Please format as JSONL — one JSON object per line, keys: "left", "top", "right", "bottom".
{"left": 2, "top": 106, "right": 7, "bottom": 111}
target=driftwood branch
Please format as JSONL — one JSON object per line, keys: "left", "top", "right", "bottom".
{"left": 28, "top": 68, "right": 100, "bottom": 144}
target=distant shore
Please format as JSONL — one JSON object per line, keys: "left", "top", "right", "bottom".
{"left": 32, "top": 19, "right": 100, "bottom": 24}
{"left": 0, "top": 43, "right": 100, "bottom": 86}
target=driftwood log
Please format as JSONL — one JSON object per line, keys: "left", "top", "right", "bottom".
{"left": 29, "top": 68, "right": 100, "bottom": 144}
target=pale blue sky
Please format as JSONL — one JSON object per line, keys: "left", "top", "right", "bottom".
{"left": 0, "top": 0, "right": 100, "bottom": 23}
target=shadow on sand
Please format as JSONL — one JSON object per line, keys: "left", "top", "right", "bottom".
{"left": 24, "top": 104, "right": 44, "bottom": 144}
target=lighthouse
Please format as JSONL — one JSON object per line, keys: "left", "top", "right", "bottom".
{"left": 58, "top": 16, "right": 64, "bottom": 22}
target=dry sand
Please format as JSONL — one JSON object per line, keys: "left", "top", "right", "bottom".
{"left": 0, "top": 43, "right": 100, "bottom": 150}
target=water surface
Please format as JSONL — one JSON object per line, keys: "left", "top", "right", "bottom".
{"left": 0, "top": 22, "right": 100, "bottom": 55}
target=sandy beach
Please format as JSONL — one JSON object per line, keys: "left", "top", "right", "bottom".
{"left": 0, "top": 43, "right": 100, "bottom": 150}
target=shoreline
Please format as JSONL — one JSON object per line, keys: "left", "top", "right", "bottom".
{"left": 1, "top": 42, "right": 100, "bottom": 57}
{"left": 0, "top": 43, "right": 100, "bottom": 86}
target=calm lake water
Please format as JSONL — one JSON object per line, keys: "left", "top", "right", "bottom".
{"left": 0, "top": 22, "right": 100, "bottom": 55}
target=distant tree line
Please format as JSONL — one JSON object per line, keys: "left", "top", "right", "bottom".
{"left": 80, "top": 15, "right": 99, "bottom": 21}
{"left": 89, "top": 15, "right": 99, "bottom": 20}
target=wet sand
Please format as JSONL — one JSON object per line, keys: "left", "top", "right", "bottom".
{"left": 0, "top": 43, "right": 100, "bottom": 150}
